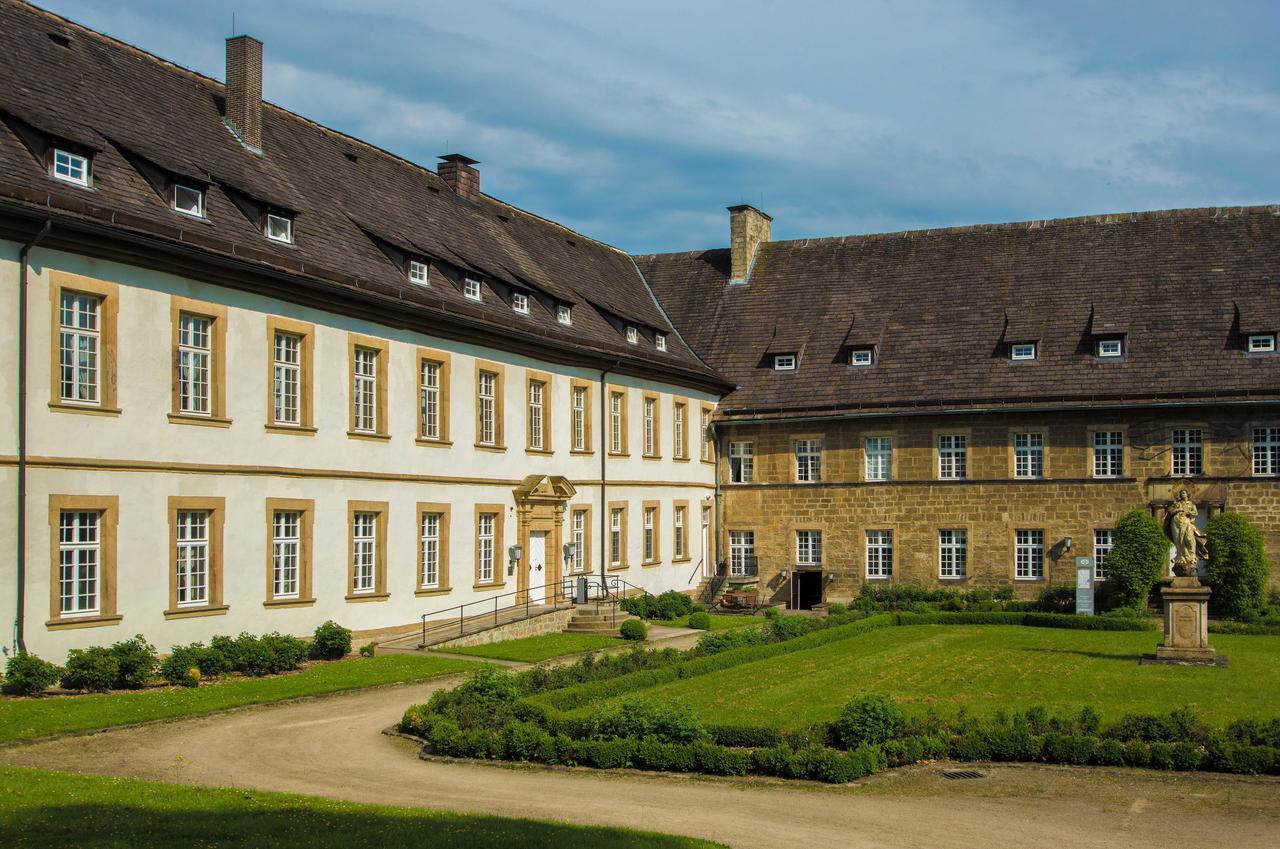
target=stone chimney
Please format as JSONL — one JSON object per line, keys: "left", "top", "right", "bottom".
{"left": 225, "top": 35, "right": 264, "bottom": 151}
{"left": 728, "top": 204, "right": 772, "bottom": 283}
{"left": 438, "top": 154, "right": 481, "bottom": 200}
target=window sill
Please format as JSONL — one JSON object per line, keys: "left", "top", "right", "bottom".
{"left": 415, "top": 587, "right": 452, "bottom": 597}
{"left": 607, "top": 563, "right": 629, "bottom": 572}
{"left": 525, "top": 447, "right": 554, "bottom": 456}
{"left": 345, "top": 591, "right": 390, "bottom": 603}
{"left": 474, "top": 443, "right": 508, "bottom": 453}
{"left": 265, "top": 424, "right": 318, "bottom": 436}
{"left": 569, "top": 448, "right": 595, "bottom": 456}
{"left": 607, "top": 451, "right": 631, "bottom": 459}
{"left": 347, "top": 430, "right": 391, "bottom": 442}
{"left": 472, "top": 581, "right": 507, "bottom": 591}
{"left": 642, "top": 454, "right": 663, "bottom": 461}
{"left": 164, "top": 604, "right": 229, "bottom": 620}
{"left": 416, "top": 438, "right": 453, "bottom": 448}
{"left": 672, "top": 556, "right": 692, "bottom": 564}
{"left": 672, "top": 456, "right": 690, "bottom": 463}
{"left": 46, "top": 613, "right": 123, "bottom": 630}
{"left": 168, "top": 413, "right": 232, "bottom": 428}
{"left": 49, "top": 402, "right": 122, "bottom": 417}
{"left": 263, "top": 597, "right": 316, "bottom": 608}
{"left": 700, "top": 458, "right": 715, "bottom": 465}
{"left": 866, "top": 575, "right": 892, "bottom": 581}
{"left": 938, "top": 576, "right": 968, "bottom": 582}
{"left": 1014, "top": 577, "right": 1045, "bottom": 582}
{"left": 642, "top": 559, "right": 663, "bottom": 568}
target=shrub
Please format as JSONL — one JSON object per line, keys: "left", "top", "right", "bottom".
{"left": 691, "top": 603, "right": 707, "bottom": 613}
{"left": 595, "top": 699, "right": 708, "bottom": 744}
{"left": 61, "top": 646, "right": 119, "bottom": 692}
{"left": 826, "top": 602, "right": 847, "bottom": 617}
{"left": 311, "top": 620, "right": 352, "bottom": 660}
{"left": 359, "top": 643, "right": 376, "bottom": 658}
{"left": 2, "top": 652, "right": 61, "bottom": 695}
{"left": 692, "top": 625, "right": 771, "bottom": 655}
{"left": 1035, "top": 586, "right": 1076, "bottom": 613}
{"left": 1105, "top": 510, "right": 1169, "bottom": 610}
{"left": 687, "top": 611, "right": 712, "bottom": 630}
{"left": 233, "top": 632, "right": 309, "bottom": 676}
{"left": 160, "top": 643, "right": 223, "bottom": 685}
{"left": 1205, "top": 512, "right": 1270, "bottom": 620}
{"left": 109, "top": 635, "right": 158, "bottom": 689}
{"left": 620, "top": 619, "right": 648, "bottom": 641}
{"left": 769, "top": 614, "right": 814, "bottom": 642}
{"left": 832, "top": 694, "right": 905, "bottom": 747}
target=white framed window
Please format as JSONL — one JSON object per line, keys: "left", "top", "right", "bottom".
{"left": 626, "top": 325, "right": 638, "bottom": 344}
{"left": 1093, "top": 430, "right": 1124, "bottom": 477}
{"left": 1094, "top": 529, "right": 1114, "bottom": 581}
{"left": 938, "top": 434, "right": 967, "bottom": 480}
{"left": 352, "top": 347, "right": 378, "bottom": 433}
{"left": 796, "top": 529, "right": 822, "bottom": 566}
{"left": 58, "top": 291, "right": 100, "bottom": 405}
{"left": 609, "top": 391, "right": 624, "bottom": 453}
{"left": 265, "top": 213, "right": 293, "bottom": 244}
{"left": 1015, "top": 529, "right": 1045, "bottom": 580}
{"left": 939, "top": 529, "right": 967, "bottom": 579}
{"left": 656, "top": 334, "right": 667, "bottom": 352}
{"left": 673, "top": 506, "right": 686, "bottom": 560}
{"left": 729, "top": 530, "right": 755, "bottom": 577}
{"left": 174, "top": 183, "right": 204, "bottom": 217}
{"left": 795, "top": 439, "right": 822, "bottom": 483}
{"left": 1010, "top": 342, "right": 1037, "bottom": 361}
{"left": 673, "top": 403, "right": 685, "bottom": 458}
{"left": 1247, "top": 334, "right": 1276, "bottom": 353}
{"left": 572, "top": 386, "right": 587, "bottom": 451}
{"left": 478, "top": 372, "right": 497, "bottom": 446}
{"left": 408, "top": 260, "right": 430, "bottom": 286}
{"left": 352, "top": 511, "right": 377, "bottom": 594}
{"left": 1097, "top": 338, "right": 1123, "bottom": 358}
{"left": 175, "top": 510, "right": 209, "bottom": 607}
{"left": 729, "top": 441, "right": 754, "bottom": 483}
{"left": 865, "top": 437, "right": 892, "bottom": 481}
{"left": 58, "top": 510, "right": 100, "bottom": 615}
{"left": 52, "top": 148, "right": 88, "bottom": 186}
{"left": 272, "top": 331, "right": 301, "bottom": 426}
{"left": 464, "top": 278, "right": 482, "bottom": 301}
{"left": 271, "top": 510, "right": 301, "bottom": 599}
{"left": 1253, "top": 427, "right": 1280, "bottom": 476}
{"left": 643, "top": 397, "right": 656, "bottom": 455}
{"left": 610, "top": 507, "right": 624, "bottom": 566}
{"left": 477, "top": 513, "right": 495, "bottom": 582}
{"left": 866, "top": 529, "right": 893, "bottom": 579}
{"left": 849, "top": 348, "right": 873, "bottom": 366}
{"left": 1171, "top": 428, "right": 1203, "bottom": 476}
{"left": 557, "top": 304, "right": 572, "bottom": 325}
{"left": 700, "top": 408, "right": 712, "bottom": 461}
{"left": 528, "top": 381, "right": 544, "bottom": 450}
{"left": 773, "top": 354, "right": 796, "bottom": 371}
{"left": 420, "top": 361, "right": 440, "bottom": 440}
{"left": 177, "top": 313, "right": 212, "bottom": 416}
{"left": 1013, "top": 432, "right": 1044, "bottom": 479}
{"left": 571, "top": 509, "right": 587, "bottom": 572}
{"left": 513, "top": 292, "right": 529, "bottom": 314}
{"left": 420, "top": 513, "right": 440, "bottom": 589}
{"left": 643, "top": 506, "right": 656, "bottom": 562}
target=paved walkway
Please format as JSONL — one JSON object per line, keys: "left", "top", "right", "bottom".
{"left": 4, "top": 672, "right": 1277, "bottom": 849}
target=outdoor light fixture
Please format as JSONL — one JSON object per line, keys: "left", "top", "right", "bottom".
{"left": 779, "top": 568, "right": 789, "bottom": 579}
{"left": 563, "top": 542, "right": 577, "bottom": 564}
{"left": 507, "top": 544, "right": 523, "bottom": 577}
{"left": 1063, "top": 536, "right": 1073, "bottom": 552}
{"left": 825, "top": 573, "right": 835, "bottom": 584}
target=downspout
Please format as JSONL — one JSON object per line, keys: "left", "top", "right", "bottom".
{"left": 712, "top": 418, "right": 722, "bottom": 584}
{"left": 15, "top": 220, "right": 52, "bottom": 655}
{"left": 599, "top": 360, "right": 621, "bottom": 595}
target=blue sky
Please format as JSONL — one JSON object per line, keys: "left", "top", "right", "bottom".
{"left": 38, "top": 0, "right": 1280, "bottom": 253}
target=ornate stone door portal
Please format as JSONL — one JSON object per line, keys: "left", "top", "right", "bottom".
{"left": 512, "top": 475, "right": 577, "bottom": 604}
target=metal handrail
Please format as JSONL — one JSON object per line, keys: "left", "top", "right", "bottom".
{"left": 686, "top": 556, "right": 705, "bottom": 585}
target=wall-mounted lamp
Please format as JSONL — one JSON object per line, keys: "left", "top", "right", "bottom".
{"left": 779, "top": 568, "right": 789, "bottom": 579}
{"left": 1062, "top": 536, "right": 1073, "bottom": 552}
{"left": 825, "top": 573, "right": 835, "bottom": 584}
{"left": 563, "top": 542, "right": 576, "bottom": 566}
{"left": 507, "top": 544, "right": 523, "bottom": 577}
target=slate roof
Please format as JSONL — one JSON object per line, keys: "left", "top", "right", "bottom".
{"left": 636, "top": 207, "right": 1280, "bottom": 419}
{"left": 0, "top": 0, "right": 726, "bottom": 391}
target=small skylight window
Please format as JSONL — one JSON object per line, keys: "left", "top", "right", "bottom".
{"left": 655, "top": 334, "right": 667, "bottom": 352}
{"left": 464, "top": 278, "right": 482, "bottom": 301}
{"left": 173, "top": 183, "right": 204, "bottom": 217}
{"left": 408, "top": 260, "right": 429, "bottom": 286}
{"left": 513, "top": 292, "right": 529, "bottom": 314}
{"left": 773, "top": 354, "right": 796, "bottom": 371}
{"left": 1010, "top": 343, "right": 1037, "bottom": 361}
{"left": 1097, "top": 338, "right": 1123, "bottom": 358}
{"left": 1248, "top": 334, "right": 1276, "bottom": 353}
{"left": 557, "top": 305, "right": 572, "bottom": 325}
{"left": 265, "top": 213, "right": 293, "bottom": 244}
{"left": 848, "top": 348, "right": 873, "bottom": 366}
{"left": 52, "top": 148, "right": 88, "bottom": 186}
{"left": 626, "top": 326, "right": 638, "bottom": 344}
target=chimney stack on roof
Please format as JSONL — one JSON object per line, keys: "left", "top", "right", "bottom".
{"left": 728, "top": 204, "right": 771, "bottom": 283}
{"left": 224, "top": 34, "right": 264, "bottom": 152}
{"left": 438, "top": 154, "right": 480, "bottom": 200}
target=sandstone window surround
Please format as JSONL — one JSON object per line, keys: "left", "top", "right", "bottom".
{"left": 729, "top": 440, "right": 754, "bottom": 483}
{"left": 673, "top": 502, "right": 689, "bottom": 562}
{"left": 347, "top": 334, "right": 389, "bottom": 440}
{"left": 473, "top": 505, "right": 505, "bottom": 588}
{"left": 642, "top": 501, "right": 661, "bottom": 566}
{"left": 608, "top": 386, "right": 629, "bottom": 456}
{"left": 346, "top": 501, "right": 389, "bottom": 602}
{"left": 49, "top": 272, "right": 120, "bottom": 416}
{"left": 416, "top": 348, "right": 452, "bottom": 446}
{"left": 264, "top": 498, "right": 314, "bottom": 607}
{"left": 864, "top": 435, "right": 893, "bottom": 482}
{"left": 795, "top": 529, "right": 823, "bottom": 567}
{"left": 265, "top": 316, "right": 315, "bottom": 434}
{"left": 938, "top": 528, "right": 967, "bottom": 579}
{"left": 475, "top": 363, "right": 506, "bottom": 450}
{"left": 700, "top": 404, "right": 715, "bottom": 463}
{"left": 608, "top": 502, "right": 628, "bottom": 570}
{"left": 168, "top": 297, "right": 229, "bottom": 427}
{"left": 1171, "top": 428, "right": 1204, "bottom": 477}
{"left": 570, "top": 380, "right": 593, "bottom": 454}
{"left": 936, "top": 433, "right": 968, "bottom": 480}
{"left": 526, "top": 371, "right": 552, "bottom": 454}
{"left": 570, "top": 506, "right": 592, "bottom": 573}
{"left": 1253, "top": 427, "right": 1280, "bottom": 476}
{"left": 865, "top": 529, "right": 893, "bottom": 579}
{"left": 672, "top": 400, "right": 688, "bottom": 460}
{"left": 416, "top": 502, "right": 451, "bottom": 596}
{"left": 642, "top": 393, "right": 661, "bottom": 458}
{"left": 166, "top": 496, "right": 227, "bottom": 620}
{"left": 1014, "top": 529, "right": 1045, "bottom": 581}
{"left": 1012, "top": 431, "right": 1045, "bottom": 479}
{"left": 794, "top": 438, "right": 822, "bottom": 483}
{"left": 1093, "top": 528, "right": 1114, "bottom": 581}
{"left": 1091, "top": 428, "right": 1125, "bottom": 478}
{"left": 47, "top": 495, "right": 121, "bottom": 629}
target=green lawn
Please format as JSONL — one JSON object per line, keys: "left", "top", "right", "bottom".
{"left": 653, "top": 614, "right": 764, "bottom": 631}
{"left": 0, "top": 766, "right": 725, "bottom": 849}
{"left": 591, "top": 625, "right": 1280, "bottom": 728}
{"left": 0, "top": 655, "right": 478, "bottom": 743}
{"left": 436, "top": 633, "right": 623, "bottom": 662}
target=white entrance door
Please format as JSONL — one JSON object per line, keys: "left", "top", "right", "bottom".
{"left": 528, "top": 532, "right": 547, "bottom": 604}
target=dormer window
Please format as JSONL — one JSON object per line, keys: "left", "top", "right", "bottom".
{"left": 265, "top": 213, "right": 293, "bottom": 244}
{"left": 626, "top": 326, "right": 638, "bottom": 344}
{"left": 1097, "top": 338, "right": 1124, "bottom": 358}
{"left": 848, "top": 348, "right": 874, "bottom": 366}
{"left": 557, "top": 305, "right": 572, "bottom": 325}
{"left": 464, "top": 278, "right": 482, "bottom": 301}
{"left": 773, "top": 354, "right": 796, "bottom": 371}
{"left": 655, "top": 334, "right": 667, "bottom": 352}
{"left": 173, "top": 183, "right": 204, "bottom": 218}
{"left": 407, "top": 260, "right": 429, "bottom": 286}
{"left": 1010, "top": 343, "right": 1037, "bottom": 361}
{"left": 1247, "top": 334, "right": 1276, "bottom": 353}
{"left": 52, "top": 148, "right": 89, "bottom": 186}
{"left": 513, "top": 292, "right": 529, "bottom": 314}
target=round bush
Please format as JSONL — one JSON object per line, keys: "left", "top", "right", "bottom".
{"left": 832, "top": 694, "right": 906, "bottom": 747}
{"left": 110, "top": 634, "right": 158, "bottom": 689}
{"left": 61, "top": 646, "right": 120, "bottom": 692}
{"left": 687, "top": 611, "right": 712, "bottom": 630}
{"left": 311, "top": 620, "right": 353, "bottom": 660}
{"left": 1205, "top": 512, "right": 1270, "bottom": 620}
{"left": 2, "top": 652, "right": 61, "bottom": 695}
{"left": 1105, "top": 509, "right": 1169, "bottom": 610}
{"left": 359, "top": 643, "right": 377, "bottom": 658}
{"left": 620, "top": 619, "right": 648, "bottom": 641}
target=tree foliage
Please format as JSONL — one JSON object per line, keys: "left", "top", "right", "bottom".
{"left": 1205, "top": 512, "right": 1269, "bottom": 620}
{"left": 1104, "top": 509, "right": 1168, "bottom": 610}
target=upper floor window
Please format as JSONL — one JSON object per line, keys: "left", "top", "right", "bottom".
{"left": 609, "top": 390, "right": 626, "bottom": 454}
{"left": 1013, "top": 432, "right": 1044, "bottom": 479}
{"left": 643, "top": 396, "right": 657, "bottom": 456}
{"left": 265, "top": 213, "right": 293, "bottom": 244}
{"left": 796, "top": 529, "right": 822, "bottom": 566}
{"left": 528, "top": 380, "right": 545, "bottom": 450}
{"left": 1247, "top": 334, "right": 1276, "bottom": 353}
{"left": 177, "top": 313, "right": 212, "bottom": 416}
{"left": 1015, "top": 529, "right": 1045, "bottom": 580}
{"left": 729, "top": 440, "right": 754, "bottom": 483}
{"left": 464, "top": 278, "right": 482, "bottom": 301}
{"left": 849, "top": 348, "right": 873, "bottom": 366}
{"left": 1010, "top": 342, "right": 1037, "bottom": 361}
{"left": 420, "top": 361, "right": 441, "bottom": 440}
{"left": 673, "top": 402, "right": 686, "bottom": 458}
{"left": 865, "top": 437, "right": 892, "bottom": 481}
{"left": 52, "top": 148, "right": 89, "bottom": 186}
{"left": 58, "top": 292, "right": 100, "bottom": 405}
{"left": 1093, "top": 430, "right": 1124, "bottom": 478}
{"left": 272, "top": 331, "right": 302, "bottom": 426}
{"left": 1171, "top": 428, "right": 1203, "bottom": 476}
{"left": 408, "top": 260, "right": 430, "bottom": 286}
{"left": 351, "top": 348, "right": 379, "bottom": 433}
{"left": 938, "top": 434, "right": 967, "bottom": 480}
{"left": 626, "top": 325, "right": 639, "bottom": 344}
{"left": 700, "top": 407, "right": 713, "bottom": 461}
{"left": 557, "top": 304, "right": 572, "bottom": 325}
{"left": 173, "top": 183, "right": 205, "bottom": 217}
{"left": 513, "top": 292, "right": 529, "bottom": 315}
{"left": 1097, "top": 338, "right": 1124, "bottom": 358}
{"left": 773, "top": 354, "right": 796, "bottom": 371}
{"left": 478, "top": 371, "right": 498, "bottom": 446}
{"left": 795, "top": 439, "right": 822, "bottom": 483}
{"left": 1253, "top": 427, "right": 1280, "bottom": 476}
{"left": 571, "top": 385, "right": 588, "bottom": 451}
{"left": 655, "top": 334, "right": 667, "bottom": 352}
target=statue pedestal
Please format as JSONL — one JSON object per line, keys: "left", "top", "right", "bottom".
{"left": 1140, "top": 578, "right": 1228, "bottom": 667}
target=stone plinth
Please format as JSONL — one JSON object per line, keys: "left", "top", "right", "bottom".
{"left": 1140, "top": 577, "right": 1228, "bottom": 667}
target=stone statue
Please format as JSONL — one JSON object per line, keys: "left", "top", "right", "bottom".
{"left": 1163, "top": 489, "right": 1208, "bottom": 577}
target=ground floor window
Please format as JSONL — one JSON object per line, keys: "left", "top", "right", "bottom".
{"left": 351, "top": 511, "right": 377, "bottom": 594}
{"left": 421, "top": 513, "right": 440, "bottom": 588}
{"left": 1015, "top": 529, "right": 1045, "bottom": 580}
{"left": 939, "top": 529, "right": 967, "bottom": 579}
{"left": 174, "top": 510, "right": 209, "bottom": 606}
{"left": 729, "top": 530, "right": 755, "bottom": 576}
{"left": 572, "top": 509, "right": 587, "bottom": 573}
{"left": 610, "top": 508, "right": 625, "bottom": 567}
{"left": 477, "top": 513, "right": 496, "bottom": 582}
{"left": 58, "top": 510, "right": 100, "bottom": 615}
{"left": 1093, "top": 529, "right": 1114, "bottom": 581}
{"left": 272, "top": 510, "right": 301, "bottom": 599}
{"left": 673, "top": 506, "right": 686, "bottom": 560}
{"left": 866, "top": 529, "right": 893, "bottom": 578}
{"left": 795, "top": 529, "right": 822, "bottom": 566}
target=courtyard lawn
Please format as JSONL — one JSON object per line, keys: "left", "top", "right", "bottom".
{"left": 0, "top": 766, "right": 725, "bottom": 849}
{"left": 653, "top": 614, "right": 765, "bottom": 631}
{"left": 0, "top": 654, "right": 478, "bottom": 744}
{"left": 436, "top": 633, "right": 623, "bottom": 662}
{"left": 590, "top": 625, "right": 1280, "bottom": 728}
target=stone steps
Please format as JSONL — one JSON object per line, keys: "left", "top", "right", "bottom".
{"left": 563, "top": 603, "right": 636, "bottom": 636}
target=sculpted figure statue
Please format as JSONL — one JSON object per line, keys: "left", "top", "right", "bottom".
{"left": 1164, "top": 489, "right": 1209, "bottom": 576}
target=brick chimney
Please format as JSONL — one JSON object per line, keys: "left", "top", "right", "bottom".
{"left": 728, "top": 204, "right": 771, "bottom": 283}
{"left": 438, "top": 154, "right": 481, "bottom": 200}
{"left": 225, "top": 34, "right": 264, "bottom": 151}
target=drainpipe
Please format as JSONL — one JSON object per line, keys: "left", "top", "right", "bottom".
{"left": 599, "top": 360, "right": 621, "bottom": 596}
{"left": 712, "top": 418, "right": 723, "bottom": 587}
{"left": 14, "top": 220, "right": 52, "bottom": 656}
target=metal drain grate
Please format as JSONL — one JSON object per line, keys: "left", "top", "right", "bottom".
{"left": 941, "top": 769, "right": 987, "bottom": 780}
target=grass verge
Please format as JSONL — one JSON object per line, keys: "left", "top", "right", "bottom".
{"left": 0, "top": 766, "right": 725, "bottom": 849}
{"left": 436, "top": 633, "right": 623, "bottom": 662}
{"left": 0, "top": 654, "right": 478, "bottom": 743}
{"left": 653, "top": 614, "right": 764, "bottom": 631}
